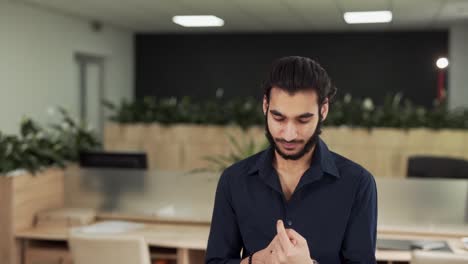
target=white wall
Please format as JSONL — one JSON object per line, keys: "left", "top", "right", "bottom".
{"left": 448, "top": 23, "right": 468, "bottom": 110}
{"left": 0, "top": 1, "right": 133, "bottom": 134}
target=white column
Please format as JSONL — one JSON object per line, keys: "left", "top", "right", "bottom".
{"left": 448, "top": 23, "right": 468, "bottom": 110}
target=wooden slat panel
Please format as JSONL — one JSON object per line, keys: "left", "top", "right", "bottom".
{"left": 13, "top": 168, "right": 65, "bottom": 230}
{"left": 0, "top": 177, "right": 14, "bottom": 264}
{"left": 104, "top": 123, "right": 468, "bottom": 178}
{"left": 1, "top": 168, "right": 65, "bottom": 264}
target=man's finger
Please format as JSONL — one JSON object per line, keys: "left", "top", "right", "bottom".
{"left": 286, "top": 228, "right": 307, "bottom": 244}
{"left": 276, "top": 220, "right": 293, "bottom": 252}
{"left": 286, "top": 233, "right": 298, "bottom": 246}
{"left": 272, "top": 237, "right": 287, "bottom": 263}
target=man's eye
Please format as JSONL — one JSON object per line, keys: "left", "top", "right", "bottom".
{"left": 274, "top": 117, "right": 285, "bottom": 122}
{"left": 298, "top": 119, "right": 310, "bottom": 124}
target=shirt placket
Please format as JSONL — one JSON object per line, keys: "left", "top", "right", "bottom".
{"left": 281, "top": 192, "right": 295, "bottom": 228}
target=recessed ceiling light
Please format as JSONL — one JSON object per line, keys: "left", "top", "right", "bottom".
{"left": 343, "top": 11, "right": 392, "bottom": 24}
{"left": 172, "top": 15, "right": 224, "bottom": 27}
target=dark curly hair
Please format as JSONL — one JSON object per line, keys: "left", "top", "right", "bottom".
{"left": 263, "top": 56, "right": 337, "bottom": 108}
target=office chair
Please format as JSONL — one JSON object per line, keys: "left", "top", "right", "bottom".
{"left": 69, "top": 231, "right": 151, "bottom": 264}
{"left": 407, "top": 155, "right": 468, "bottom": 179}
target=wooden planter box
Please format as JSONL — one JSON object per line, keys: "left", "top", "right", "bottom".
{"left": 321, "top": 127, "right": 468, "bottom": 178}
{"left": 104, "top": 122, "right": 468, "bottom": 178}
{"left": 104, "top": 122, "right": 265, "bottom": 171}
{"left": 0, "top": 168, "right": 65, "bottom": 264}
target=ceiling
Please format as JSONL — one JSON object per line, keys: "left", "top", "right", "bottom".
{"left": 12, "top": 0, "right": 468, "bottom": 32}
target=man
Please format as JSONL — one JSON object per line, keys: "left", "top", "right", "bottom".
{"left": 206, "top": 56, "right": 378, "bottom": 264}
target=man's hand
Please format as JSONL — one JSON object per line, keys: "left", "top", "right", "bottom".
{"left": 242, "top": 220, "right": 314, "bottom": 264}
{"left": 270, "top": 220, "right": 313, "bottom": 264}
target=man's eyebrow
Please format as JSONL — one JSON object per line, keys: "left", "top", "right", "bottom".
{"left": 298, "top": 113, "right": 314, "bottom": 118}
{"left": 269, "top": 109, "right": 283, "bottom": 116}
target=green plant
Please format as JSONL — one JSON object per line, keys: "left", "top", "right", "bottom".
{"left": 103, "top": 94, "right": 468, "bottom": 130}
{"left": 193, "top": 134, "right": 269, "bottom": 173}
{"left": 103, "top": 96, "right": 265, "bottom": 129}
{"left": 0, "top": 107, "right": 101, "bottom": 175}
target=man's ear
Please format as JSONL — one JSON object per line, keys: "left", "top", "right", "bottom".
{"left": 263, "top": 96, "right": 268, "bottom": 115}
{"left": 320, "top": 98, "right": 329, "bottom": 121}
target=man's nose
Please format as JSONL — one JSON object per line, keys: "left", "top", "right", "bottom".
{"left": 283, "top": 122, "right": 298, "bottom": 141}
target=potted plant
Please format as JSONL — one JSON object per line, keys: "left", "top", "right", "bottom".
{"left": 0, "top": 107, "right": 100, "bottom": 264}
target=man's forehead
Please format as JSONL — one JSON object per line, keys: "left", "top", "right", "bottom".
{"left": 268, "top": 87, "right": 319, "bottom": 114}
{"left": 270, "top": 86, "right": 318, "bottom": 98}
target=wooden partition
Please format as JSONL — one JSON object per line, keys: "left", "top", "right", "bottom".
{"left": 104, "top": 123, "right": 468, "bottom": 178}
{"left": 0, "top": 168, "right": 65, "bottom": 264}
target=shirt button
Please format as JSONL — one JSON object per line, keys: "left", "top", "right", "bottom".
{"left": 287, "top": 220, "right": 293, "bottom": 226}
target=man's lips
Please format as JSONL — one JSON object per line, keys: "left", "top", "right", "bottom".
{"left": 280, "top": 141, "right": 300, "bottom": 150}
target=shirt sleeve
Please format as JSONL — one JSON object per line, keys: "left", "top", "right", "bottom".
{"left": 340, "top": 168, "right": 378, "bottom": 264}
{"left": 205, "top": 169, "right": 243, "bottom": 264}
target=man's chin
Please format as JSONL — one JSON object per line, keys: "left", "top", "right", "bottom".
{"left": 275, "top": 146, "right": 304, "bottom": 160}
{"left": 279, "top": 148, "right": 300, "bottom": 156}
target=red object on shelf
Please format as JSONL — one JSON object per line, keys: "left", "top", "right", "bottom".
{"left": 437, "top": 70, "right": 446, "bottom": 102}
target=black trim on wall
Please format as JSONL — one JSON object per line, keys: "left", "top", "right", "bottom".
{"left": 135, "top": 31, "right": 448, "bottom": 107}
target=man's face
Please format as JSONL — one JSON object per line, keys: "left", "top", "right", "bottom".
{"left": 264, "top": 87, "right": 328, "bottom": 160}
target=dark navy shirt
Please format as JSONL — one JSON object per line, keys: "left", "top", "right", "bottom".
{"left": 205, "top": 138, "right": 378, "bottom": 264}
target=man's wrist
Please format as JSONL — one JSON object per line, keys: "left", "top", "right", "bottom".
{"left": 240, "top": 251, "right": 263, "bottom": 264}
{"left": 248, "top": 251, "right": 255, "bottom": 264}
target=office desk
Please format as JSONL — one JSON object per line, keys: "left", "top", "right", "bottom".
{"left": 16, "top": 223, "right": 208, "bottom": 264}
{"left": 376, "top": 233, "right": 468, "bottom": 263}
{"left": 16, "top": 221, "right": 468, "bottom": 264}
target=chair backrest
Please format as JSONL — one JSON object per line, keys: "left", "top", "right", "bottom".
{"left": 411, "top": 250, "right": 468, "bottom": 264}
{"left": 69, "top": 232, "right": 151, "bottom": 264}
{"left": 407, "top": 155, "right": 468, "bottom": 179}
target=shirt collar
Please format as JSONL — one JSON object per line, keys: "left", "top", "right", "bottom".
{"left": 248, "top": 138, "right": 340, "bottom": 192}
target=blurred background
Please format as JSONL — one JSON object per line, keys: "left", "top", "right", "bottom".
{"left": 1, "top": 0, "right": 468, "bottom": 264}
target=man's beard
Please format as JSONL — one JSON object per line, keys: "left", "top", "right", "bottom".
{"left": 265, "top": 113, "right": 322, "bottom": 161}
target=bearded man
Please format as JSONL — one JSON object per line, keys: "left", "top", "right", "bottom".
{"left": 206, "top": 56, "right": 378, "bottom": 264}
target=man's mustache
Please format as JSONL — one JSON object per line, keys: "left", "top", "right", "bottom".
{"left": 275, "top": 138, "right": 305, "bottom": 144}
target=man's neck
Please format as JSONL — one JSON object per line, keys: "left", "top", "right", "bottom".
{"left": 273, "top": 145, "right": 316, "bottom": 201}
